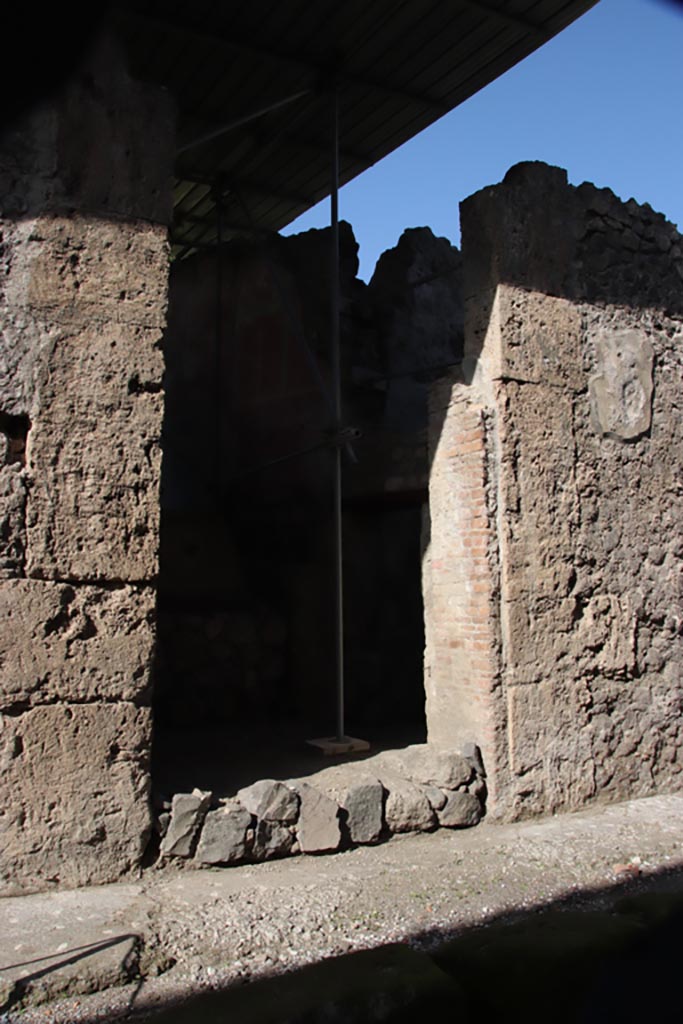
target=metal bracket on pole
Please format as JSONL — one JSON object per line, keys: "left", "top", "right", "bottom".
{"left": 316, "top": 423, "right": 361, "bottom": 465}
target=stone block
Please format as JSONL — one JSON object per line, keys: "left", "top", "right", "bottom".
{"left": 0, "top": 464, "right": 26, "bottom": 578}
{"left": 25, "top": 324, "right": 163, "bottom": 581}
{"left": 15, "top": 216, "right": 169, "bottom": 329}
{"left": 384, "top": 777, "right": 435, "bottom": 834}
{"left": 0, "top": 578, "right": 155, "bottom": 706}
{"left": 343, "top": 778, "right": 384, "bottom": 844}
{"left": 507, "top": 684, "right": 550, "bottom": 779}
{"left": 423, "top": 785, "right": 447, "bottom": 811}
{"left": 252, "top": 819, "right": 296, "bottom": 861}
{"left": 295, "top": 783, "right": 341, "bottom": 854}
{"left": 0, "top": 908, "right": 139, "bottom": 1010}
{"left": 0, "top": 308, "right": 59, "bottom": 416}
{"left": 194, "top": 801, "right": 251, "bottom": 865}
{"left": 378, "top": 745, "right": 473, "bottom": 790}
{"left": 494, "top": 287, "right": 583, "bottom": 390}
{"left": 0, "top": 702, "right": 152, "bottom": 894}
{"left": 236, "top": 779, "right": 299, "bottom": 823}
{"left": 496, "top": 380, "right": 578, "bottom": 685}
{"left": 436, "top": 791, "right": 483, "bottom": 828}
{"left": 160, "top": 789, "right": 211, "bottom": 859}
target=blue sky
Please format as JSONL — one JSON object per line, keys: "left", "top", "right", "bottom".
{"left": 283, "top": 0, "right": 683, "bottom": 281}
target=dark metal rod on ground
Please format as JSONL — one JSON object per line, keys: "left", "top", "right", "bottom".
{"left": 330, "top": 84, "right": 344, "bottom": 743}
{"left": 177, "top": 89, "right": 312, "bottom": 154}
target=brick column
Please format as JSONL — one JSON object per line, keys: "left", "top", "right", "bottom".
{"left": 423, "top": 373, "right": 505, "bottom": 810}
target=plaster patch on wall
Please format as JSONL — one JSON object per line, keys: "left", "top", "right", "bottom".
{"left": 589, "top": 329, "right": 654, "bottom": 441}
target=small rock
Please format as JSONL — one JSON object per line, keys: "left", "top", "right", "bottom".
{"left": 160, "top": 788, "right": 211, "bottom": 858}
{"left": 470, "top": 776, "right": 487, "bottom": 802}
{"left": 385, "top": 777, "right": 435, "bottom": 833}
{"left": 437, "top": 791, "right": 482, "bottom": 828}
{"left": 155, "top": 811, "right": 171, "bottom": 838}
{"left": 195, "top": 801, "right": 252, "bottom": 865}
{"left": 237, "top": 779, "right": 300, "bottom": 823}
{"left": 613, "top": 862, "right": 641, "bottom": 880}
{"left": 295, "top": 783, "right": 341, "bottom": 853}
{"left": 422, "top": 785, "right": 447, "bottom": 812}
{"left": 462, "top": 742, "right": 486, "bottom": 778}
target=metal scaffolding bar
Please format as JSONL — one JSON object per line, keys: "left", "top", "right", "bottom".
{"left": 329, "top": 85, "right": 345, "bottom": 743}
{"left": 177, "top": 88, "right": 313, "bottom": 154}
{"left": 214, "top": 181, "right": 224, "bottom": 497}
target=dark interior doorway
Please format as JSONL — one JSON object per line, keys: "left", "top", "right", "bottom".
{"left": 151, "top": 226, "right": 433, "bottom": 799}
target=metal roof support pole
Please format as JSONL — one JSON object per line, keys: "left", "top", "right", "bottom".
{"left": 307, "top": 84, "right": 368, "bottom": 756}
{"left": 330, "top": 83, "right": 345, "bottom": 744}
{"left": 214, "top": 178, "right": 224, "bottom": 499}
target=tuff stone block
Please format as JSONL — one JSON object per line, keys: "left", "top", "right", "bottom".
{"left": 384, "top": 777, "right": 435, "bottom": 833}
{"left": 436, "top": 791, "right": 483, "bottom": 828}
{"left": 0, "top": 703, "right": 152, "bottom": 895}
{"left": 0, "top": 578, "right": 155, "bottom": 706}
{"left": 25, "top": 322, "right": 163, "bottom": 582}
{"left": 236, "top": 779, "right": 299, "bottom": 823}
{"left": 342, "top": 778, "right": 384, "bottom": 845}
{"left": 194, "top": 801, "right": 251, "bottom": 865}
{"left": 295, "top": 783, "right": 341, "bottom": 853}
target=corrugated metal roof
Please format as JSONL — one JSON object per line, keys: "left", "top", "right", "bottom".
{"left": 111, "top": 0, "right": 598, "bottom": 258}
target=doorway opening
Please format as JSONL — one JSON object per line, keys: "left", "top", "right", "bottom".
{"left": 152, "top": 223, "right": 462, "bottom": 799}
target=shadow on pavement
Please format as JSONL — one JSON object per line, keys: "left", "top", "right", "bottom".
{"left": 11, "top": 865, "right": 682, "bottom": 1024}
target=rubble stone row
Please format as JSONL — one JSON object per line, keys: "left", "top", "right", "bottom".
{"left": 156, "top": 745, "right": 485, "bottom": 866}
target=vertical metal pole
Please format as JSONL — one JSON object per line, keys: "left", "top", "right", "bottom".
{"left": 215, "top": 182, "right": 224, "bottom": 499}
{"left": 330, "top": 85, "right": 344, "bottom": 742}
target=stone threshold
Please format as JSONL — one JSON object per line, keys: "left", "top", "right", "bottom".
{"left": 155, "top": 743, "right": 486, "bottom": 867}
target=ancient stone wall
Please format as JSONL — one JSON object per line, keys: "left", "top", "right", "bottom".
{"left": 425, "top": 162, "right": 683, "bottom": 818}
{"left": 0, "top": 36, "right": 173, "bottom": 893}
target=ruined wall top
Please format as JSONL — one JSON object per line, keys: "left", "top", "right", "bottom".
{"left": 461, "top": 161, "right": 683, "bottom": 316}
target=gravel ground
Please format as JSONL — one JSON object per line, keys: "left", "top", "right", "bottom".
{"left": 3, "top": 791, "right": 683, "bottom": 1023}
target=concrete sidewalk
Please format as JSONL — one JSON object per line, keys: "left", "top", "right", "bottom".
{"left": 2, "top": 791, "right": 683, "bottom": 1021}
